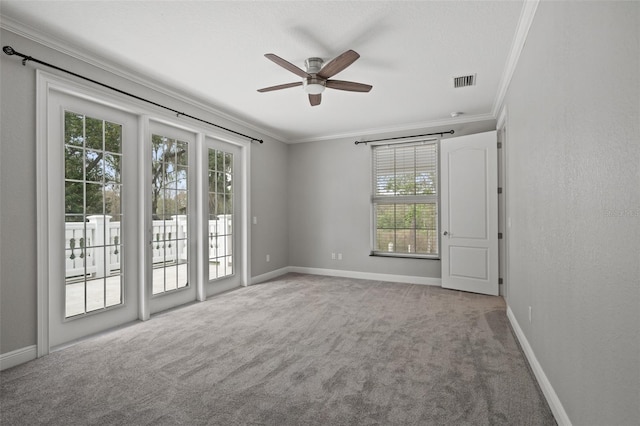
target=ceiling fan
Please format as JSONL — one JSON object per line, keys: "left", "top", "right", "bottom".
{"left": 257, "top": 49, "right": 373, "bottom": 106}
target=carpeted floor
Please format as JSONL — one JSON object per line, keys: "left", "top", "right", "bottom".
{"left": 0, "top": 273, "right": 556, "bottom": 425}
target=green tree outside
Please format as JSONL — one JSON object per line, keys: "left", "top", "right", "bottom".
{"left": 376, "top": 169, "right": 438, "bottom": 254}
{"left": 64, "top": 111, "right": 122, "bottom": 220}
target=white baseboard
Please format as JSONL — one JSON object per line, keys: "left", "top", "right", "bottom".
{"left": 250, "top": 267, "right": 291, "bottom": 285}
{"left": 288, "top": 266, "right": 442, "bottom": 286}
{"left": 251, "top": 266, "right": 442, "bottom": 287}
{"left": 0, "top": 345, "right": 37, "bottom": 371}
{"left": 506, "top": 306, "right": 572, "bottom": 426}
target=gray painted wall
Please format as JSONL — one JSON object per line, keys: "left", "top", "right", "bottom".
{"left": 0, "top": 29, "right": 289, "bottom": 354}
{"left": 251, "top": 137, "right": 289, "bottom": 276}
{"left": 503, "top": 2, "right": 639, "bottom": 424}
{"left": 287, "top": 121, "right": 494, "bottom": 279}
{"left": 0, "top": 30, "right": 38, "bottom": 355}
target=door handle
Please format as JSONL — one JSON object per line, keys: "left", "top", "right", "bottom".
{"left": 443, "top": 231, "right": 449, "bottom": 236}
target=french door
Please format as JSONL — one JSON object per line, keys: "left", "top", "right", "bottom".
{"left": 202, "top": 136, "right": 242, "bottom": 296}
{"left": 41, "top": 75, "right": 247, "bottom": 352}
{"left": 147, "top": 121, "right": 197, "bottom": 315}
{"left": 48, "top": 91, "right": 140, "bottom": 348}
{"left": 46, "top": 99, "right": 201, "bottom": 345}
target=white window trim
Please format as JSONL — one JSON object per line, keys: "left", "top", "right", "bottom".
{"left": 370, "top": 138, "right": 441, "bottom": 260}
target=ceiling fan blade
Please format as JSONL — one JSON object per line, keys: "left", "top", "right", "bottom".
{"left": 317, "top": 50, "right": 360, "bottom": 79}
{"left": 309, "top": 93, "right": 321, "bottom": 106}
{"left": 326, "top": 80, "right": 372, "bottom": 92}
{"left": 264, "top": 53, "right": 310, "bottom": 78}
{"left": 257, "top": 82, "right": 303, "bottom": 93}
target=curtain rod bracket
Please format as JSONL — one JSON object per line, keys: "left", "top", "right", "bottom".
{"left": 3, "top": 45, "right": 264, "bottom": 144}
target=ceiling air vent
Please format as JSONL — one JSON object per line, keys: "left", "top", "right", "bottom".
{"left": 453, "top": 74, "right": 476, "bottom": 88}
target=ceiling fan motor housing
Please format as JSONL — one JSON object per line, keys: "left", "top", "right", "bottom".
{"left": 305, "top": 57, "right": 324, "bottom": 73}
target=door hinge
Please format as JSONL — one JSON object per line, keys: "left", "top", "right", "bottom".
{"left": 499, "top": 278, "right": 503, "bottom": 284}
{"left": 497, "top": 142, "right": 502, "bottom": 149}
{"left": 498, "top": 232, "right": 503, "bottom": 239}
{"left": 498, "top": 187, "right": 503, "bottom": 194}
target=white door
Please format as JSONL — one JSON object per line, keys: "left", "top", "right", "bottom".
{"left": 202, "top": 137, "right": 242, "bottom": 296}
{"left": 147, "top": 121, "right": 198, "bottom": 315}
{"left": 48, "top": 91, "right": 140, "bottom": 348}
{"left": 440, "top": 131, "right": 498, "bottom": 296}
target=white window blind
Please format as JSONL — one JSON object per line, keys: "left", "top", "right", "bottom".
{"left": 371, "top": 141, "right": 439, "bottom": 257}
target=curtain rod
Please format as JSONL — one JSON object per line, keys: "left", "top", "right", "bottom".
{"left": 2, "top": 45, "right": 264, "bottom": 144}
{"left": 354, "top": 130, "right": 454, "bottom": 145}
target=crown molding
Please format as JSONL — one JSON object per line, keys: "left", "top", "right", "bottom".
{"left": 2, "top": 3, "right": 534, "bottom": 146}
{"left": 491, "top": 0, "right": 540, "bottom": 118}
{"left": 291, "top": 113, "right": 496, "bottom": 144}
{"left": 0, "top": 14, "right": 286, "bottom": 143}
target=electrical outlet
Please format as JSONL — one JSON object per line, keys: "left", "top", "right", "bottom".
{"left": 338, "top": 253, "right": 343, "bottom": 260}
{"left": 528, "top": 306, "right": 532, "bottom": 323}
{"left": 266, "top": 254, "right": 270, "bottom": 262}
{"left": 331, "top": 253, "right": 336, "bottom": 260}
{"left": 253, "top": 216, "right": 257, "bottom": 225}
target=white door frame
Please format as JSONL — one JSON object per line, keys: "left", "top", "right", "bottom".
{"left": 36, "top": 70, "right": 148, "bottom": 355}
{"left": 497, "top": 107, "right": 509, "bottom": 300}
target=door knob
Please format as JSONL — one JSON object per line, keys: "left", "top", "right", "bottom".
{"left": 443, "top": 231, "right": 449, "bottom": 236}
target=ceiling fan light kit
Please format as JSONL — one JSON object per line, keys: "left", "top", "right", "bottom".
{"left": 258, "top": 49, "right": 372, "bottom": 106}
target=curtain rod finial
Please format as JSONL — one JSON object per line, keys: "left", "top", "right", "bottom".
{"left": 3, "top": 46, "right": 15, "bottom": 55}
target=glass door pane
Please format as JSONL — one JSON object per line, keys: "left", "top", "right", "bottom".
{"left": 64, "top": 111, "right": 123, "bottom": 318}
{"left": 207, "top": 148, "right": 234, "bottom": 280}
{"left": 151, "top": 134, "right": 190, "bottom": 295}
{"left": 203, "top": 136, "right": 242, "bottom": 297}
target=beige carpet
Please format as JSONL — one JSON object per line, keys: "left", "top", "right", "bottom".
{"left": 0, "top": 273, "right": 555, "bottom": 425}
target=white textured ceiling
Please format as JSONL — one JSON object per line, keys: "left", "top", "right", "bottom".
{"left": 0, "top": 1, "right": 524, "bottom": 142}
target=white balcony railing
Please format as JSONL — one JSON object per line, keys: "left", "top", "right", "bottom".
{"left": 65, "top": 215, "right": 232, "bottom": 281}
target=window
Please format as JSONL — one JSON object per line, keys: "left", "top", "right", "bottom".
{"left": 372, "top": 141, "right": 439, "bottom": 257}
